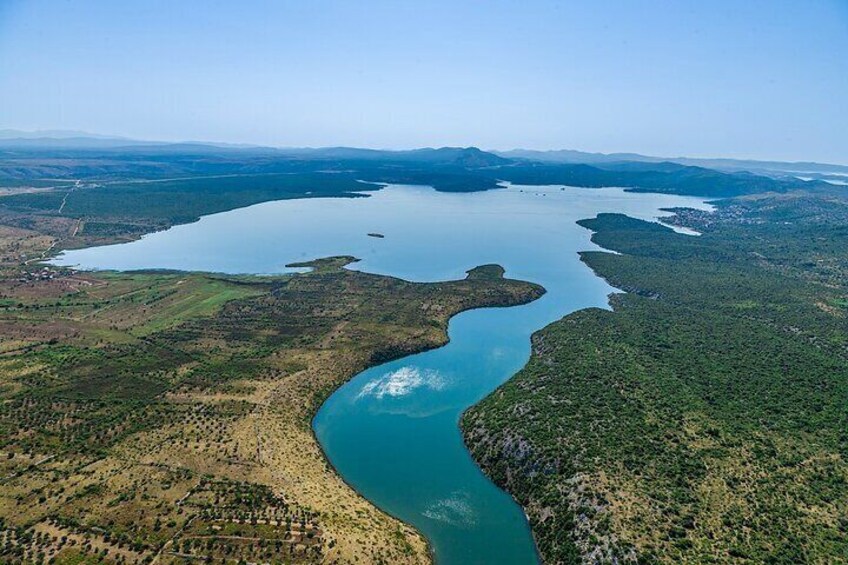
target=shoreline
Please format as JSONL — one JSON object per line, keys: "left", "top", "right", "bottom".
{"left": 310, "top": 272, "right": 547, "bottom": 564}
{"left": 20, "top": 180, "right": 543, "bottom": 564}
{"left": 40, "top": 251, "right": 544, "bottom": 564}
{"left": 458, "top": 207, "right": 712, "bottom": 564}
{"left": 18, "top": 184, "right": 705, "bottom": 564}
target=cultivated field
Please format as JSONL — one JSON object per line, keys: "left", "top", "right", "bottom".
{"left": 0, "top": 197, "right": 543, "bottom": 564}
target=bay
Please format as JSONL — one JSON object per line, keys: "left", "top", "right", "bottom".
{"left": 54, "top": 184, "right": 711, "bottom": 564}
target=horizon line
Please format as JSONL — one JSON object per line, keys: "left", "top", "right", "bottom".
{"left": 2, "top": 128, "right": 847, "bottom": 168}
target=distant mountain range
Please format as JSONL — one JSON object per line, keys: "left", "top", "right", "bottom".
{"left": 495, "top": 149, "right": 848, "bottom": 175}
{"left": 271, "top": 146, "right": 510, "bottom": 168}
{"left": 1, "top": 130, "right": 846, "bottom": 196}
{"left": 0, "top": 130, "right": 264, "bottom": 151}
{"left": 0, "top": 129, "right": 129, "bottom": 140}
{"left": 1, "top": 130, "right": 845, "bottom": 174}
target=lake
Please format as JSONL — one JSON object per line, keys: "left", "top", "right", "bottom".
{"left": 54, "top": 184, "right": 712, "bottom": 564}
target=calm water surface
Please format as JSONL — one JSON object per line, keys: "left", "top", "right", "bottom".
{"left": 55, "top": 184, "right": 711, "bottom": 564}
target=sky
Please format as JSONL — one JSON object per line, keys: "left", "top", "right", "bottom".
{"left": 0, "top": 0, "right": 846, "bottom": 163}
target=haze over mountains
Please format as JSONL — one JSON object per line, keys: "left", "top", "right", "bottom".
{"left": 1, "top": 130, "right": 846, "bottom": 200}
{"left": 2, "top": 130, "right": 846, "bottom": 174}
{"left": 496, "top": 149, "right": 848, "bottom": 175}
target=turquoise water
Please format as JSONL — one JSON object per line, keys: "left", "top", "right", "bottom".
{"left": 54, "top": 184, "right": 711, "bottom": 564}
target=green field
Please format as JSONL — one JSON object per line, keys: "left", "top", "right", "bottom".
{"left": 0, "top": 241, "right": 542, "bottom": 564}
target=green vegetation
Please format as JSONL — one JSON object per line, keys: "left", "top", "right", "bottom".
{"left": 0, "top": 147, "right": 547, "bottom": 563}
{"left": 463, "top": 192, "right": 848, "bottom": 564}
{"left": 1, "top": 143, "right": 842, "bottom": 563}
{"left": 494, "top": 162, "right": 825, "bottom": 197}
{"left": 1, "top": 144, "right": 826, "bottom": 212}
{"left": 1, "top": 173, "right": 378, "bottom": 225}
{"left": 0, "top": 202, "right": 543, "bottom": 565}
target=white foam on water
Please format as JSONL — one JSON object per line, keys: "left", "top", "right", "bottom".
{"left": 357, "top": 366, "right": 446, "bottom": 400}
{"left": 423, "top": 491, "right": 477, "bottom": 527}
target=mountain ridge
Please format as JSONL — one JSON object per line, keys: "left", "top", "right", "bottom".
{"left": 2, "top": 130, "right": 845, "bottom": 171}
{"left": 496, "top": 148, "right": 848, "bottom": 174}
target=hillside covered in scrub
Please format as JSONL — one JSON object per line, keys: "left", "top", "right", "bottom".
{"left": 463, "top": 192, "right": 848, "bottom": 563}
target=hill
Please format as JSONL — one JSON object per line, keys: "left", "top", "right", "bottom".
{"left": 496, "top": 148, "right": 848, "bottom": 176}
{"left": 462, "top": 192, "right": 848, "bottom": 563}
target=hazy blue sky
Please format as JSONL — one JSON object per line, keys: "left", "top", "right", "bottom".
{"left": 1, "top": 0, "right": 846, "bottom": 162}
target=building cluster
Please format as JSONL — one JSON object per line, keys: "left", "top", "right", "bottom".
{"left": 17, "top": 266, "right": 62, "bottom": 283}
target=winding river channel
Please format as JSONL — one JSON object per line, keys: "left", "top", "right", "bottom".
{"left": 54, "top": 184, "right": 711, "bottom": 564}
